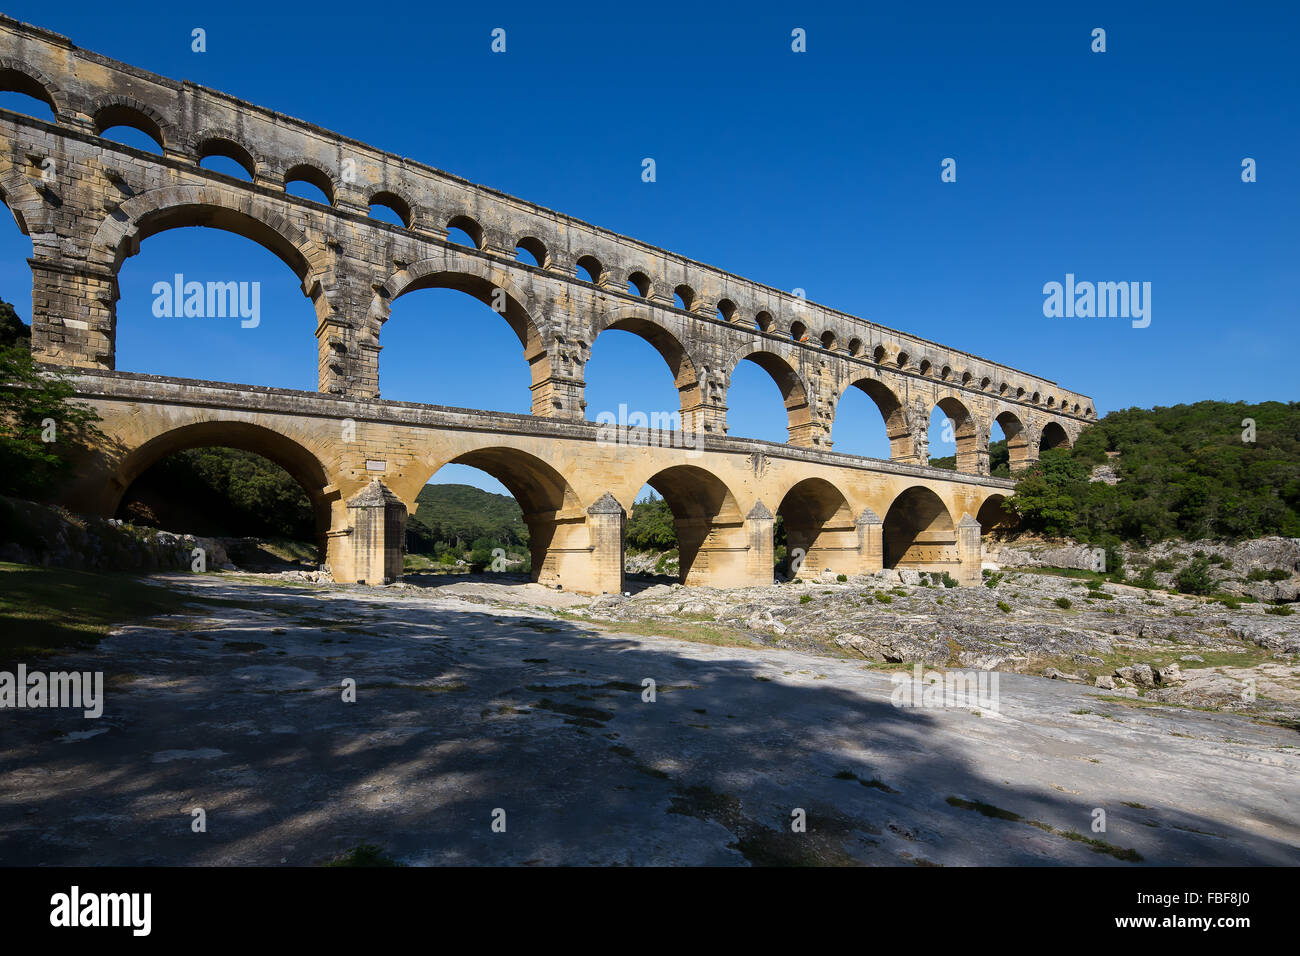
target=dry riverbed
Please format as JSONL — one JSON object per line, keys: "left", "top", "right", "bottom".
{"left": 1, "top": 569, "right": 1297, "bottom": 866}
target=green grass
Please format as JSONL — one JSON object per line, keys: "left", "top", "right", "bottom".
{"left": 0, "top": 562, "right": 185, "bottom": 659}
{"left": 320, "top": 842, "right": 403, "bottom": 867}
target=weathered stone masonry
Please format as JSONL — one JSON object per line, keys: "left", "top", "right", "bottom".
{"left": 0, "top": 16, "right": 1094, "bottom": 591}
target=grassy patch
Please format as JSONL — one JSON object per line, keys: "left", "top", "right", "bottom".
{"left": 320, "top": 843, "right": 403, "bottom": 867}
{"left": 946, "top": 795, "right": 1143, "bottom": 861}
{"left": 0, "top": 562, "right": 189, "bottom": 659}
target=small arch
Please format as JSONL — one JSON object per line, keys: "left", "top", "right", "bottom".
{"left": 754, "top": 310, "right": 774, "bottom": 332}
{"left": 626, "top": 270, "right": 651, "bottom": 297}
{"left": 896, "top": 351, "right": 909, "bottom": 369}
{"left": 1046, "top": 396, "right": 1055, "bottom": 407}
{"left": 673, "top": 284, "right": 696, "bottom": 312}
{"left": 998, "top": 382, "right": 1008, "bottom": 395}
{"left": 848, "top": 337, "right": 863, "bottom": 356}
{"left": 820, "top": 330, "right": 838, "bottom": 351}
{"left": 790, "top": 320, "right": 807, "bottom": 342}
{"left": 368, "top": 190, "right": 413, "bottom": 228}
{"left": 717, "top": 298, "right": 738, "bottom": 323}
{"left": 918, "top": 358, "right": 932, "bottom": 376}
{"left": 1030, "top": 391, "right": 1041, "bottom": 404}
{"left": 0, "top": 60, "right": 60, "bottom": 120}
{"left": 980, "top": 376, "right": 991, "bottom": 390}
{"left": 446, "top": 214, "right": 484, "bottom": 249}
{"left": 872, "top": 345, "right": 887, "bottom": 364}
{"left": 575, "top": 254, "right": 604, "bottom": 285}
{"left": 514, "top": 235, "right": 549, "bottom": 269}
{"left": 1015, "top": 386, "right": 1026, "bottom": 399}
{"left": 94, "top": 100, "right": 166, "bottom": 152}
{"left": 195, "top": 137, "right": 257, "bottom": 180}
{"left": 284, "top": 162, "right": 336, "bottom": 206}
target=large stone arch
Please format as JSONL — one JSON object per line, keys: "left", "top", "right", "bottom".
{"left": 776, "top": 477, "right": 862, "bottom": 578}
{"left": 369, "top": 253, "right": 551, "bottom": 410}
{"left": 933, "top": 394, "right": 983, "bottom": 474}
{"left": 992, "top": 408, "right": 1032, "bottom": 471}
{"left": 107, "top": 419, "right": 339, "bottom": 556}
{"left": 0, "top": 151, "right": 50, "bottom": 239}
{"left": 727, "top": 345, "right": 814, "bottom": 445}
{"left": 590, "top": 305, "right": 704, "bottom": 429}
{"left": 976, "top": 493, "right": 1015, "bottom": 536}
{"left": 882, "top": 485, "right": 958, "bottom": 571}
{"left": 638, "top": 464, "right": 748, "bottom": 586}
{"left": 414, "top": 445, "right": 585, "bottom": 588}
{"left": 835, "top": 376, "right": 919, "bottom": 463}
{"left": 1040, "top": 420, "right": 1071, "bottom": 453}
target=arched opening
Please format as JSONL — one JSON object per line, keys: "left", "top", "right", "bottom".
{"left": 196, "top": 138, "right": 256, "bottom": 181}
{"left": 995, "top": 410, "right": 1030, "bottom": 472}
{"left": 575, "top": 255, "right": 603, "bottom": 285}
{"left": 94, "top": 104, "right": 164, "bottom": 153}
{"left": 820, "top": 330, "right": 837, "bottom": 351}
{"left": 872, "top": 345, "right": 887, "bottom": 364}
{"left": 832, "top": 378, "right": 909, "bottom": 461}
{"left": 514, "top": 236, "right": 548, "bottom": 269}
{"left": 777, "top": 478, "right": 856, "bottom": 579}
{"left": 847, "top": 337, "right": 863, "bottom": 357}
{"left": 673, "top": 284, "right": 696, "bottom": 312}
{"left": 754, "top": 310, "right": 774, "bottom": 332}
{"left": 368, "top": 191, "right": 412, "bottom": 228}
{"left": 378, "top": 277, "right": 540, "bottom": 411}
{"left": 114, "top": 216, "right": 320, "bottom": 389}
{"left": 0, "top": 67, "right": 57, "bottom": 121}
{"left": 412, "top": 449, "right": 581, "bottom": 586}
{"left": 0, "top": 192, "right": 34, "bottom": 327}
{"left": 626, "top": 271, "right": 651, "bottom": 297}
{"left": 976, "top": 494, "right": 1016, "bottom": 538}
{"left": 928, "top": 396, "right": 979, "bottom": 473}
{"left": 445, "top": 215, "right": 482, "bottom": 249}
{"left": 717, "top": 298, "right": 738, "bottom": 323}
{"left": 1040, "top": 421, "right": 1071, "bottom": 453}
{"left": 727, "top": 350, "right": 810, "bottom": 443}
{"left": 882, "top": 486, "right": 957, "bottom": 572}
{"left": 638, "top": 466, "right": 744, "bottom": 586}
{"left": 112, "top": 421, "right": 334, "bottom": 567}
{"left": 790, "top": 320, "right": 807, "bottom": 342}
{"left": 587, "top": 317, "right": 697, "bottom": 428}
{"left": 284, "top": 164, "right": 335, "bottom": 206}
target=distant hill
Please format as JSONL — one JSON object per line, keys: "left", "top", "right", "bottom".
{"left": 407, "top": 483, "right": 527, "bottom": 553}
{"left": 1008, "top": 400, "right": 1300, "bottom": 544}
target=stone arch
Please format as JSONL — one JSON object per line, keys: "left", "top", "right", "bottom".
{"left": 993, "top": 409, "right": 1031, "bottom": 471}
{"left": 591, "top": 305, "right": 703, "bottom": 422}
{"left": 934, "top": 394, "right": 981, "bottom": 473}
{"left": 777, "top": 477, "right": 858, "bottom": 578}
{"left": 727, "top": 346, "right": 812, "bottom": 444}
{"left": 370, "top": 253, "right": 550, "bottom": 408}
{"left": 445, "top": 213, "right": 484, "bottom": 249}
{"left": 417, "top": 445, "right": 583, "bottom": 587}
{"left": 1040, "top": 420, "right": 1071, "bottom": 452}
{"left": 639, "top": 465, "right": 746, "bottom": 586}
{"left": 837, "top": 376, "right": 916, "bottom": 462}
{"left": 91, "top": 186, "right": 330, "bottom": 303}
{"left": 109, "top": 419, "right": 337, "bottom": 555}
{"left": 366, "top": 188, "right": 414, "bottom": 228}
{"left": 191, "top": 129, "right": 264, "bottom": 180}
{"left": 882, "top": 486, "right": 957, "bottom": 571}
{"left": 513, "top": 234, "right": 550, "bottom": 269}
{"left": 91, "top": 95, "right": 172, "bottom": 150}
{"left": 281, "top": 159, "right": 337, "bottom": 206}
{"left": 976, "top": 493, "right": 1015, "bottom": 536}
{"left": 0, "top": 57, "right": 64, "bottom": 118}
{"left": 0, "top": 152, "right": 48, "bottom": 237}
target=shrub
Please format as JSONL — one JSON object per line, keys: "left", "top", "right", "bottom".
{"left": 1133, "top": 566, "right": 1159, "bottom": 590}
{"left": 941, "top": 571, "right": 958, "bottom": 588}
{"left": 799, "top": 594, "right": 812, "bottom": 604}
{"left": 997, "top": 601, "right": 1011, "bottom": 613}
{"left": 1174, "top": 557, "right": 1215, "bottom": 595}
{"left": 1246, "top": 568, "right": 1289, "bottom": 582}
{"left": 836, "top": 574, "right": 848, "bottom": 583}
{"left": 1266, "top": 605, "right": 1294, "bottom": 616}
{"left": 1054, "top": 597, "right": 1072, "bottom": 609}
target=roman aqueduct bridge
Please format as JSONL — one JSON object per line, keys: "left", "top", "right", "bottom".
{"left": 0, "top": 16, "right": 1093, "bottom": 591}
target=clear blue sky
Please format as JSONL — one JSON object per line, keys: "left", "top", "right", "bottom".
{"left": 2, "top": 0, "right": 1296, "bottom": 496}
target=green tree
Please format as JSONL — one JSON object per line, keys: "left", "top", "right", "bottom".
{"left": 625, "top": 493, "right": 677, "bottom": 551}
{"left": 0, "top": 300, "right": 103, "bottom": 499}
